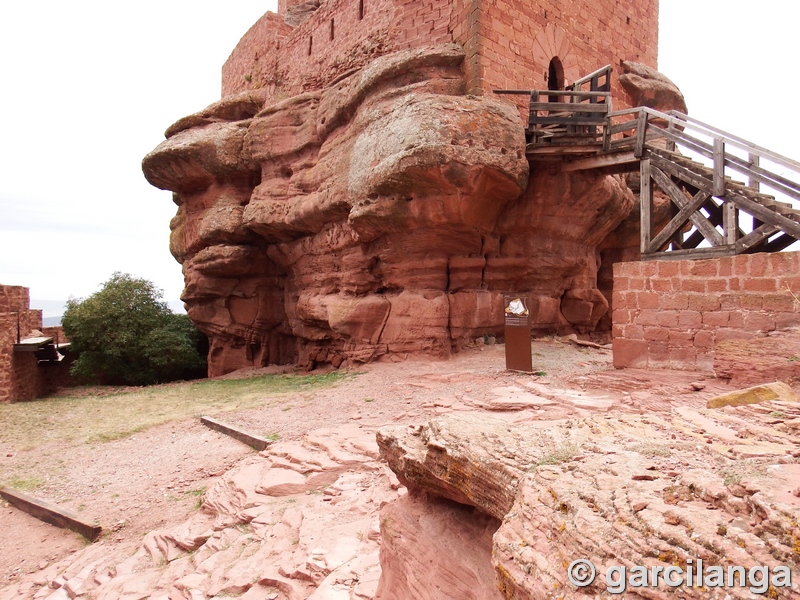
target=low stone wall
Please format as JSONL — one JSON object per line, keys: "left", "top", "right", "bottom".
{"left": 612, "top": 252, "right": 800, "bottom": 371}
{"left": 1, "top": 285, "right": 71, "bottom": 403}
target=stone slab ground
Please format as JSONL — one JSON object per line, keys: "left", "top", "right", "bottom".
{"left": 0, "top": 339, "right": 796, "bottom": 598}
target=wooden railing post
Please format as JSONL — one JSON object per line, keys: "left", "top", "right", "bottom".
{"left": 666, "top": 119, "right": 676, "bottom": 152}
{"left": 722, "top": 202, "right": 737, "bottom": 245}
{"left": 634, "top": 110, "right": 648, "bottom": 158}
{"left": 640, "top": 158, "right": 652, "bottom": 253}
{"left": 713, "top": 137, "right": 726, "bottom": 197}
{"left": 749, "top": 153, "right": 760, "bottom": 191}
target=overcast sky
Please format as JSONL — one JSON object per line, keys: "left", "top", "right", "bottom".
{"left": 1, "top": 1, "right": 797, "bottom": 317}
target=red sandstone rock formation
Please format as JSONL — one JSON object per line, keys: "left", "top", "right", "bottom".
{"left": 144, "top": 44, "right": 635, "bottom": 376}
{"left": 377, "top": 409, "right": 800, "bottom": 599}
{"left": 620, "top": 60, "right": 688, "bottom": 115}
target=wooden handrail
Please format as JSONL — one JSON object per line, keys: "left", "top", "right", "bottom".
{"left": 570, "top": 64, "right": 612, "bottom": 90}
{"left": 608, "top": 107, "right": 800, "bottom": 174}
{"left": 494, "top": 90, "right": 611, "bottom": 98}
{"left": 605, "top": 107, "right": 800, "bottom": 205}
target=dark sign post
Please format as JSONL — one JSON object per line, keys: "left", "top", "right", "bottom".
{"left": 503, "top": 295, "right": 533, "bottom": 372}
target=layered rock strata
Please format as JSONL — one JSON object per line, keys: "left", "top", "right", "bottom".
{"left": 143, "top": 44, "right": 634, "bottom": 376}
{"left": 0, "top": 423, "right": 400, "bottom": 600}
{"left": 378, "top": 407, "right": 800, "bottom": 599}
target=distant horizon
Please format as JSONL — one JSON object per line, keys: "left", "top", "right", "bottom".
{"left": 31, "top": 298, "right": 187, "bottom": 320}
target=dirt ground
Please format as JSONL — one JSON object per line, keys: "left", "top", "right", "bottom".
{"left": 0, "top": 339, "right": 735, "bottom": 587}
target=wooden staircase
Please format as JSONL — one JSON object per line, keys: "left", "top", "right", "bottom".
{"left": 496, "top": 75, "right": 800, "bottom": 260}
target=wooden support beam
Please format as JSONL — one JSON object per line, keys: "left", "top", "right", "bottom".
{"left": 527, "top": 102, "right": 609, "bottom": 113}
{"left": 649, "top": 153, "right": 715, "bottom": 195}
{"left": 761, "top": 233, "right": 799, "bottom": 253}
{"left": 634, "top": 111, "right": 648, "bottom": 158}
{"left": 726, "top": 192, "right": 800, "bottom": 240}
{"left": 641, "top": 245, "right": 736, "bottom": 261}
{"left": 200, "top": 416, "right": 274, "bottom": 451}
{"left": 682, "top": 229, "right": 706, "bottom": 250}
{"left": 526, "top": 144, "right": 604, "bottom": 156}
{"left": 749, "top": 153, "right": 760, "bottom": 192}
{"left": 648, "top": 191, "right": 710, "bottom": 253}
{"left": 0, "top": 487, "right": 102, "bottom": 541}
{"left": 722, "top": 201, "right": 738, "bottom": 245}
{"left": 650, "top": 166, "right": 724, "bottom": 246}
{"left": 560, "top": 151, "right": 638, "bottom": 172}
{"left": 736, "top": 223, "right": 781, "bottom": 253}
{"left": 640, "top": 158, "right": 652, "bottom": 253}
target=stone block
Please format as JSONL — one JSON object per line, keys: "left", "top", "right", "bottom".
{"left": 612, "top": 338, "right": 649, "bottom": 368}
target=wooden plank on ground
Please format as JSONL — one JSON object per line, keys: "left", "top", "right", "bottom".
{"left": 200, "top": 416, "right": 273, "bottom": 451}
{"left": 0, "top": 487, "right": 102, "bottom": 541}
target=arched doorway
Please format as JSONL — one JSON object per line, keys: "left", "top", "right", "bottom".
{"left": 548, "top": 57, "right": 564, "bottom": 102}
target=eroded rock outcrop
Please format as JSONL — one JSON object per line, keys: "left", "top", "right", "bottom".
{"left": 143, "top": 43, "right": 635, "bottom": 376}
{"left": 378, "top": 406, "right": 800, "bottom": 599}
{"left": 0, "top": 423, "right": 399, "bottom": 600}
{"left": 619, "top": 60, "right": 688, "bottom": 115}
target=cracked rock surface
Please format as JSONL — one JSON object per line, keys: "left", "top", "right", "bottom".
{"left": 379, "top": 404, "right": 800, "bottom": 599}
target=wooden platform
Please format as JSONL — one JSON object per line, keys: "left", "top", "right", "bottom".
{"left": 495, "top": 73, "right": 800, "bottom": 259}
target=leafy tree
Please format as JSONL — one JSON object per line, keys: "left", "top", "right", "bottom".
{"left": 62, "top": 272, "right": 206, "bottom": 385}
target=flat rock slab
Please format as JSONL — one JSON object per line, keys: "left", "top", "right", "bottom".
{"left": 201, "top": 416, "right": 273, "bottom": 451}
{"left": 378, "top": 408, "right": 800, "bottom": 599}
{"left": 0, "top": 487, "right": 102, "bottom": 541}
{"left": 707, "top": 381, "right": 798, "bottom": 409}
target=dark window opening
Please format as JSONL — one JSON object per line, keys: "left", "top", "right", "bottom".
{"left": 308, "top": 36, "right": 313, "bottom": 56}
{"left": 330, "top": 18, "right": 335, "bottom": 40}
{"left": 626, "top": 16, "right": 631, "bottom": 25}
{"left": 359, "top": 0, "right": 364, "bottom": 20}
{"left": 547, "top": 57, "right": 564, "bottom": 102}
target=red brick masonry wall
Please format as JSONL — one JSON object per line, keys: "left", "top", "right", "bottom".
{"left": 0, "top": 284, "right": 71, "bottom": 402}
{"left": 222, "top": 0, "right": 658, "bottom": 106}
{"left": 612, "top": 252, "right": 800, "bottom": 372}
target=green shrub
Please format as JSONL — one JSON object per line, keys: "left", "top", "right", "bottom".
{"left": 62, "top": 272, "right": 206, "bottom": 385}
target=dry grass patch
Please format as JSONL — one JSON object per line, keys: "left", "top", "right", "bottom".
{"left": 0, "top": 372, "right": 354, "bottom": 453}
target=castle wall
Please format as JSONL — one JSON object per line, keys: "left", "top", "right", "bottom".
{"left": 0, "top": 284, "right": 69, "bottom": 403}
{"left": 222, "top": 0, "right": 659, "bottom": 113}
{"left": 473, "top": 0, "right": 658, "bottom": 102}
{"left": 612, "top": 253, "right": 800, "bottom": 372}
